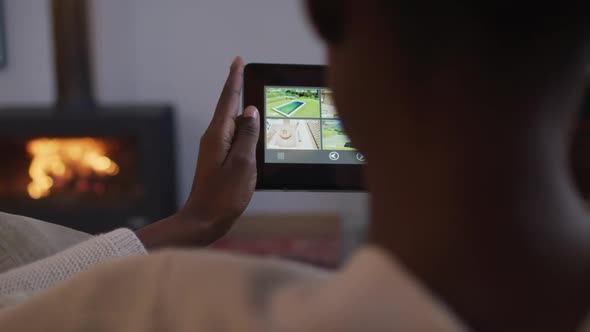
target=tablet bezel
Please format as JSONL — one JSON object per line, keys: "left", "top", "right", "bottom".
{"left": 244, "top": 63, "right": 365, "bottom": 191}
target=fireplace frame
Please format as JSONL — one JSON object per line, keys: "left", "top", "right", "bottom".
{"left": 0, "top": 105, "right": 177, "bottom": 234}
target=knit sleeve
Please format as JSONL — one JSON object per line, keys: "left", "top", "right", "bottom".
{"left": 0, "top": 229, "right": 146, "bottom": 297}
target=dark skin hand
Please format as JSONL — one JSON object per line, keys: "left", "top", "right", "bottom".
{"left": 136, "top": 57, "right": 260, "bottom": 250}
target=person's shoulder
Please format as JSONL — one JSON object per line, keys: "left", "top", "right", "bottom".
{"left": 85, "top": 248, "right": 327, "bottom": 289}
{"left": 0, "top": 249, "right": 328, "bottom": 332}
{"left": 115, "top": 248, "right": 468, "bottom": 332}
{"left": 269, "top": 247, "right": 469, "bottom": 332}
{"left": 150, "top": 249, "right": 328, "bottom": 288}
{"left": 0, "top": 247, "right": 467, "bottom": 332}
{"left": 106, "top": 249, "right": 329, "bottom": 330}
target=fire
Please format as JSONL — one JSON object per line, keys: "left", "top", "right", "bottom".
{"left": 26, "top": 138, "right": 120, "bottom": 199}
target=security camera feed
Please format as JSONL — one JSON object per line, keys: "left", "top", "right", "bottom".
{"left": 321, "top": 90, "right": 337, "bottom": 119}
{"left": 266, "top": 119, "right": 321, "bottom": 150}
{"left": 265, "top": 86, "right": 364, "bottom": 165}
{"left": 322, "top": 120, "right": 355, "bottom": 151}
{"left": 266, "top": 88, "right": 320, "bottom": 118}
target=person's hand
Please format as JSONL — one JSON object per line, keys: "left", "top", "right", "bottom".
{"left": 137, "top": 57, "right": 260, "bottom": 249}
{"left": 182, "top": 56, "right": 259, "bottom": 243}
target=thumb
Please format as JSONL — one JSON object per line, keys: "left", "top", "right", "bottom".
{"left": 226, "top": 106, "right": 260, "bottom": 167}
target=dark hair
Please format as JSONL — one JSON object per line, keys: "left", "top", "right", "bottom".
{"left": 305, "top": 0, "right": 347, "bottom": 44}
{"left": 306, "top": 0, "right": 590, "bottom": 60}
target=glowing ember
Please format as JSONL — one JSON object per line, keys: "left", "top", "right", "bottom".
{"left": 26, "top": 138, "right": 120, "bottom": 199}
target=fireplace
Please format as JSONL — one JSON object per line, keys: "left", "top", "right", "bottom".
{"left": 0, "top": 107, "right": 176, "bottom": 234}
{"left": 0, "top": 1, "right": 177, "bottom": 234}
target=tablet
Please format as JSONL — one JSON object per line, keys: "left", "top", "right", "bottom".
{"left": 244, "top": 63, "right": 365, "bottom": 191}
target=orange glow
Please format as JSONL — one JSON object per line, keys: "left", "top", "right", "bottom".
{"left": 26, "top": 138, "right": 120, "bottom": 199}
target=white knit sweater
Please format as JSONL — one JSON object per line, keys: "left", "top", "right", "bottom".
{"left": 0, "top": 212, "right": 146, "bottom": 306}
{"left": 0, "top": 229, "right": 146, "bottom": 298}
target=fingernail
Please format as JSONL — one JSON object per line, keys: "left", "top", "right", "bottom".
{"left": 244, "top": 106, "right": 258, "bottom": 119}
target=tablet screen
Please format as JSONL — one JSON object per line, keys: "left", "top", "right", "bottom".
{"left": 264, "top": 86, "right": 365, "bottom": 165}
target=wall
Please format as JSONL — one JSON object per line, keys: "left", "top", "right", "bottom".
{"left": 0, "top": 0, "right": 53, "bottom": 104}
{"left": 0, "top": 0, "right": 368, "bottom": 224}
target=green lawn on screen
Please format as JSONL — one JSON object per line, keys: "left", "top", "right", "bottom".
{"left": 266, "top": 95, "right": 320, "bottom": 118}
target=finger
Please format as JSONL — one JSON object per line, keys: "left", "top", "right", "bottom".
{"left": 200, "top": 57, "right": 244, "bottom": 168}
{"left": 210, "top": 57, "right": 244, "bottom": 130}
{"left": 225, "top": 106, "right": 260, "bottom": 168}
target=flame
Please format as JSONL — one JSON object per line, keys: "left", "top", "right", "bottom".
{"left": 26, "top": 138, "right": 120, "bottom": 199}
